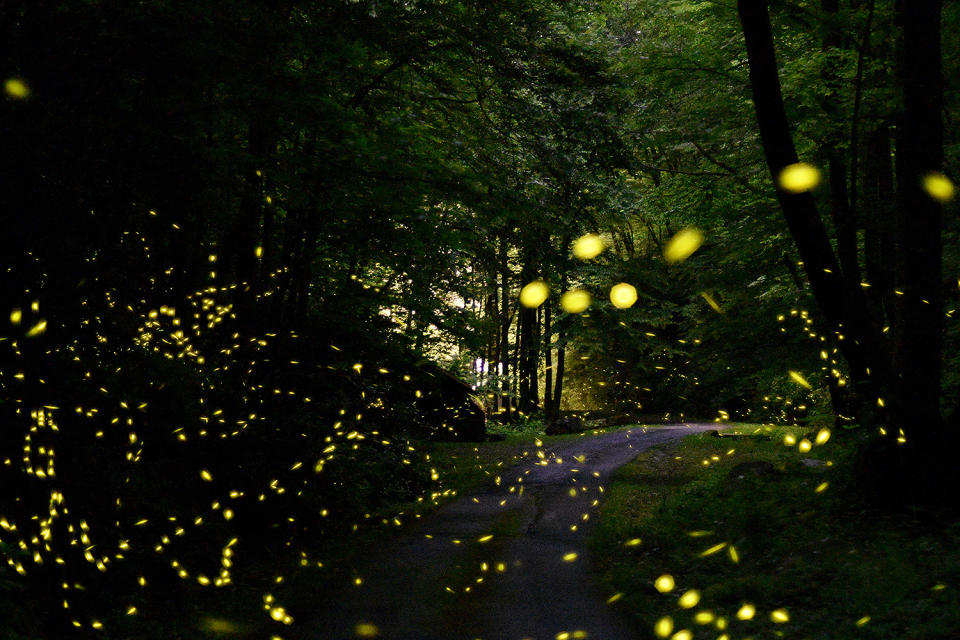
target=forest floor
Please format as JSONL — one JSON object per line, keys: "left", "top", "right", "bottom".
{"left": 287, "top": 423, "right": 718, "bottom": 640}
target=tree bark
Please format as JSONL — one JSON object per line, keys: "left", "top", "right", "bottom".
{"left": 893, "top": 0, "right": 944, "bottom": 442}
{"left": 737, "top": 0, "right": 890, "bottom": 415}
{"left": 499, "top": 236, "right": 513, "bottom": 419}
{"left": 544, "top": 298, "right": 554, "bottom": 417}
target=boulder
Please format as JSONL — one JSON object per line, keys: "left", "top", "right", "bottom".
{"left": 726, "top": 460, "right": 776, "bottom": 480}
{"left": 545, "top": 416, "right": 585, "bottom": 435}
{"left": 414, "top": 363, "right": 486, "bottom": 441}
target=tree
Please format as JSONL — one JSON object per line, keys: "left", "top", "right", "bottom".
{"left": 737, "top": 0, "right": 951, "bottom": 492}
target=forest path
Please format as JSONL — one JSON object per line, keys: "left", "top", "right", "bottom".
{"left": 295, "top": 423, "right": 717, "bottom": 640}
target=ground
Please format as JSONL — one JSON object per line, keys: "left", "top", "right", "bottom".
{"left": 294, "top": 423, "right": 717, "bottom": 640}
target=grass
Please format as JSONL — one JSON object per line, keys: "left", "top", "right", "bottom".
{"left": 591, "top": 424, "right": 960, "bottom": 640}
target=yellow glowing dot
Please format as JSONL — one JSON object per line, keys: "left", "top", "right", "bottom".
{"left": 560, "top": 289, "right": 592, "bottom": 314}
{"left": 573, "top": 233, "right": 605, "bottom": 259}
{"left": 736, "top": 603, "right": 756, "bottom": 620}
{"left": 670, "top": 630, "right": 692, "bottom": 640}
{"left": 663, "top": 228, "right": 704, "bottom": 264}
{"left": 700, "top": 292, "right": 723, "bottom": 313}
{"left": 255, "top": 246, "right": 264, "bottom": 258}
{"left": 770, "top": 608, "right": 790, "bottom": 623}
{"left": 654, "top": 574, "right": 675, "bottom": 592}
{"left": 4, "top": 78, "right": 30, "bottom": 99}
{"left": 788, "top": 370, "right": 812, "bottom": 389}
{"left": 699, "top": 542, "right": 727, "bottom": 557}
{"left": 562, "top": 552, "right": 578, "bottom": 562}
{"left": 778, "top": 162, "right": 821, "bottom": 193}
{"left": 693, "top": 611, "right": 714, "bottom": 624}
{"left": 877, "top": 397, "right": 885, "bottom": 408}
{"left": 678, "top": 589, "right": 700, "bottom": 609}
{"left": 784, "top": 433, "right": 796, "bottom": 446}
{"left": 477, "top": 534, "right": 493, "bottom": 543}
{"left": 654, "top": 616, "right": 673, "bottom": 638}
{"left": 25, "top": 319, "right": 47, "bottom": 337}
{"left": 607, "top": 592, "right": 623, "bottom": 604}
{"left": 200, "top": 469, "right": 213, "bottom": 482}
{"left": 815, "top": 481, "right": 829, "bottom": 493}
{"left": 815, "top": 428, "right": 831, "bottom": 445}
{"left": 728, "top": 545, "right": 739, "bottom": 563}
{"left": 798, "top": 438, "right": 812, "bottom": 453}
{"left": 856, "top": 616, "right": 871, "bottom": 627}
{"left": 610, "top": 283, "right": 637, "bottom": 309}
{"left": 10, "top": 308, "right": 22, "bottom": 325}
{"left": 624, "top": 538, "right": 642, "bottom": 547}
{"left": 520, "top": 280, "right": 550, "bottom": 309}
{"left": 923, "top": 172, "right": 955, "bottom": 202}
{"left": 355, "top": 621, "right": 380, "bottom": 637}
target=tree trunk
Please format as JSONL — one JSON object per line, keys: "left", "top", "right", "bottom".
{"left": 544, "top": 298, "right": 554, "bottom": 417}
{"left": 893, "top": 0, "right": 944, "bottom": 443}
{"left": 737, "top": 0, "right": 890, "bottom": 416}
{"left": 821, "top": 0, "right": 861, "bottom": 284}
{"left": 499, "top": 237, "right": 513, "bottom": 419}
{"left": 553, "top": 272, "right": 568, "bottom": 416}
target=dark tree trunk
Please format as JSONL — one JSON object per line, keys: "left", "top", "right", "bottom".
{"left": 893, "top": 0, "right": 944, "bottom": 442}
{"left": 821, "top": 0, "right": 861, "bottom": 283}
{"left": 863, "top": 125, "right": 897, "bottom": 327}
{"left": 499, "top": 237, "right": 513, "bottom": 419}
{"left": 517, "top": 254, "right": 538, "bottom": 413}
{"left": 553, "top": 272, "right": 568, "bottom": 416}
{"left": 544, "top": 298, "right": 554, "bottom": 418}
{"left": 737, "top": 0, "right": 890, "bottom": 418}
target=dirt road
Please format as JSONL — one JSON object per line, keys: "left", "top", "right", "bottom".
{"left": 296, "top": 423, "right": 716, "bottom": 640}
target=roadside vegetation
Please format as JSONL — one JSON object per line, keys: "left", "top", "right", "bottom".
{"left": 592, "top": 425, "right": 960, "bottom": 640}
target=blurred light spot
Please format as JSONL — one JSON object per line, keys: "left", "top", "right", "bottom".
{"left": 654, "top": 574, "right": 675, "bottom": 592}
{"left": 788, "top": 370, "right": 812, "bottom": 389}
{"left": 654, "top": 616, "right": 673, "bottom": 638}
{"left": 561, "top": 289, "right": 592, "bottom": 314}
{"left": 923, "top": 172, "right": 955, "bottom": 202}
{"left": 663, "top": 228, "right": 703, "bottom": 264}
{"left": 355, "top": 622, "right": 380, "bottom": 637}
{"left": 678, "top": 589, "right": 700, "bottom": 609}
{"left": 770, "top": 608, "right": 789, "bottom": 623}
{"left": 778, "top": 162, "right": 820, "bottom": 193}
{"left": 573, "top": 233, "right": 605, "bottom": 259}
{"left": 609, "top": 283, "right": 637, "bottom": 309}
{"left": 4, "top": 78, "right": 30, "bottom": 99}
{"left": 520, "top": 281, "right": 549, "bottom": 309}
{"left": 736, "top": 603, "right": 755, "bottom": 620}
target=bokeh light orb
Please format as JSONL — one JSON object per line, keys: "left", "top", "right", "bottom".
{"left": 609, "top": 283, "right": 637, "bottom": 309}
{"left": 778, "top": 162, "right": 820, "bottom": 193}
{"left": 519, "top": 280, "right": 549, "bottom": 308}
{"left": 560, "top": 289, "right": 592, "bottom": 313}
{"left": 572, "top": 233, "right": 605, "bottom": 260}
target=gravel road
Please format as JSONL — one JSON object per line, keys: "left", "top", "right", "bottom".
{"left": 296, "top": 423, "right": 717, "bottom": 640}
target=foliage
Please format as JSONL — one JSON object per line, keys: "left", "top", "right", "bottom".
{"left": 593, "top": 428, "right": 960, "bottom": 640}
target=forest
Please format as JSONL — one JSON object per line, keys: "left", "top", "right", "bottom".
{"left": 2, "top": 0, "right": 959, "bottom": 638}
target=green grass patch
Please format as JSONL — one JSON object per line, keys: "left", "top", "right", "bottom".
{"left": 592, "top": 425, "right": 960, "bottom": 640}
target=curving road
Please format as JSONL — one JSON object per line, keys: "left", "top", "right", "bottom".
{"left": 295, "top": 423, "right": 717, "bottom": 640}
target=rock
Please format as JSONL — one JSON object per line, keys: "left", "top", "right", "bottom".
{"left": 415, "top": 363, "right": 486, "bottom": 442}
{"left": 545, "top": 416, "right": 585, "bottom": 435}
{"left": 801, "top": 458, "right": 825, "bottom": 468}
{"left": 726, "top": 460, "right": 776, "bottom": 480}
